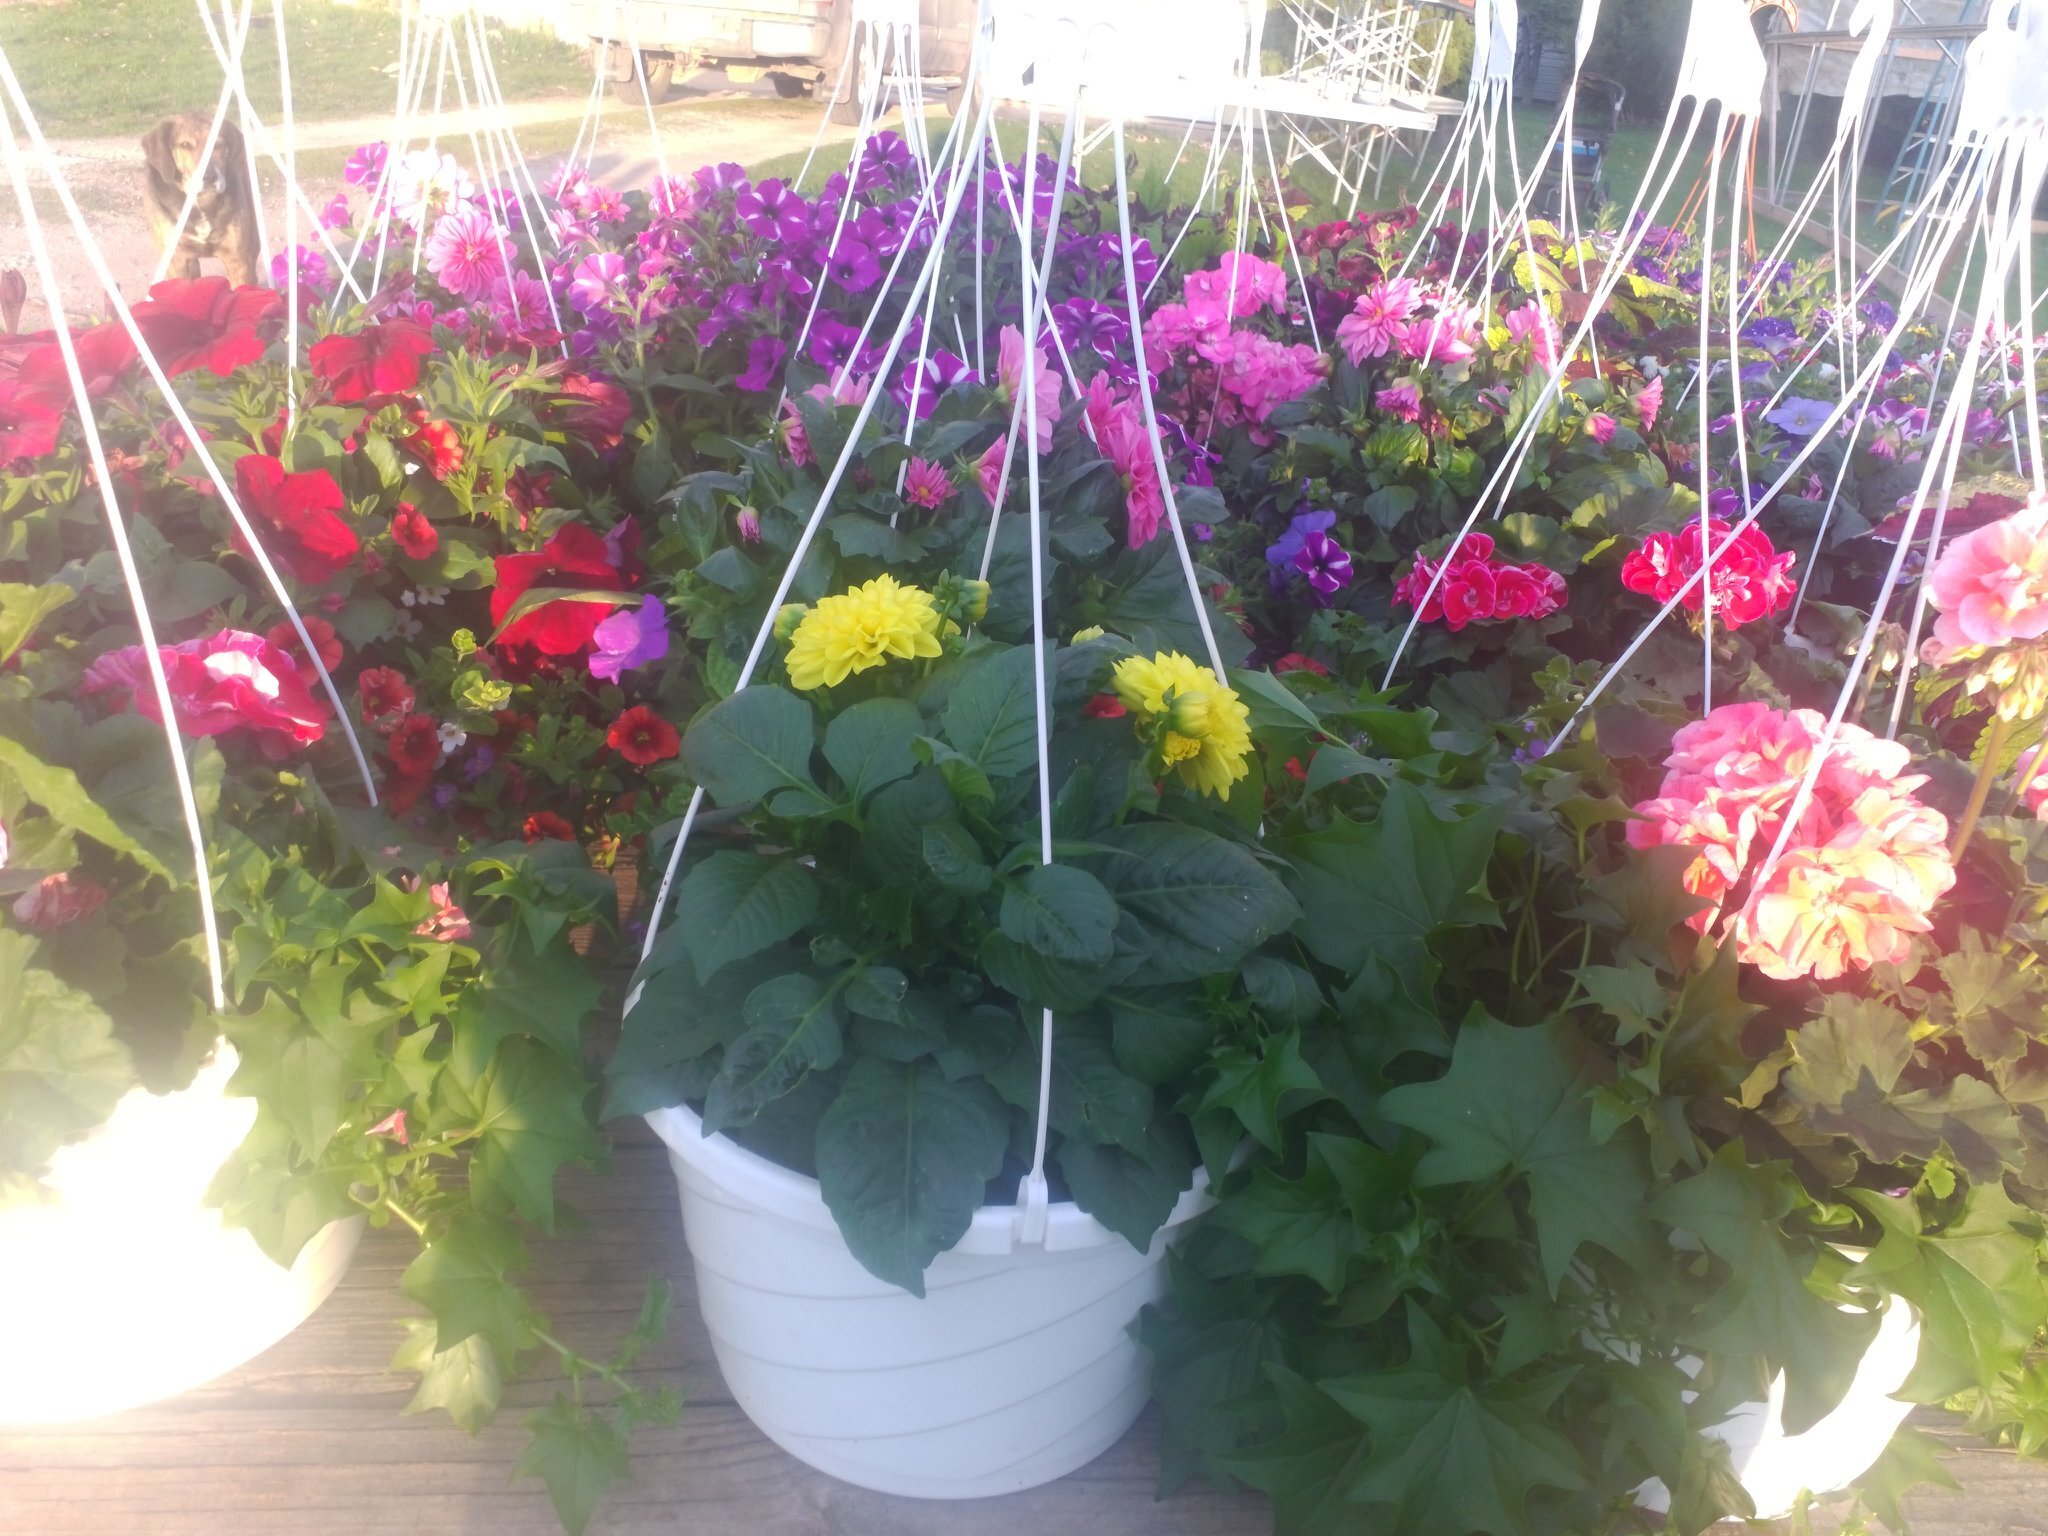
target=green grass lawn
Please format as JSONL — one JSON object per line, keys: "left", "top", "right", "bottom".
{"left": 0, "top": 0, "right": 591, "bottom": 139}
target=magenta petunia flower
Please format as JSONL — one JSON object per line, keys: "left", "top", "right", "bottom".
{"left": 344, "top": 142, "right": 388, "bottom": 188}
{"left": 568, "top": 251, "right": 629, "bottom": 314}
{"left": 588, "top": 596, "right": 670, "bottom": 684}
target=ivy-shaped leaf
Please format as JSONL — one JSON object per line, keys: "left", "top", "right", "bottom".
{"left": 392, "top": 1316, "right": 503, "bottom": 1433}
{"left": 516, "top": 1395, "right": 630, "bottom": 1536}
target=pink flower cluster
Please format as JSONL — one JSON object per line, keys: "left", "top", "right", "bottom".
{"left": 997, "top": 324, "right": 1063, "bottom": 452}
{"left": 1081, "top": 374, "right": 1164, "bottom": 547}
{"left": 1619, "top": 516, "right": 1798, "bottom": 628}
{"left": 1628, "top": 704, "right": 1955, "bottom": 981}
{"left": 1391, "top": 533, "right": 1567, "bottom": 630}
{"left": 1142, "top": 254, "right": 1325, "bottom": 430}
{"left": 1335, "top": 277, "right": 1482, "bottom": 368}
{"left": 1922, "top": 499, "right": 2048, "bottom": 663}
{"left": 780, "top": 372, "right": 871, "bottom": 467}
{"left": 81, "top": 629, "right": 328, "bottom": 759}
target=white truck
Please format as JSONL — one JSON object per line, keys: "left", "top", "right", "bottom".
{"left": 569, "top": 0, "right": 977, "bottom": 122}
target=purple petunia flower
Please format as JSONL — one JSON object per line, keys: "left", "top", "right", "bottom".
{"left": 737, "top": 336, "right": 788, "bottom": 393}
{"left": 694, "top": 162, "right": 749, "bottom": 194}
{"left": 1266, "top": 509, "right": 1338, "bottom": 568}
{"left": 824, "top": 237, "right": 882, "bottom": 294}
{"left": 1740, "top": 316, "right": 1799, "bottom": 357}
{"left": 1051, "top": 298, "right": 1131, "bottom": 360}
{"left": 589, "top": 596, "right": 671, "bottom": 684}
{"left": 1764, "top": 396, "right": 1833, "bottom": 436}
{"left": 568, "top": 251, "right": 628, "bottom": 314}
{"left": 1292, "top": 531, "right": 1354, "bottom": 599}
{"left": 344, "top": 142, "right": 387, "bottom": 188}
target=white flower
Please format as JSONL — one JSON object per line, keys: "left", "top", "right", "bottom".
{"left": 388, "top": 149, "right": 475, "bottom": 229}
{"left": 401, "top": 585, "right": 450, "bottom": 609}
{"left": 392, "top": 611, "right": 423, "bottom": 640}
{"left": 436, "top": 721, "right": 468, "bottom": 754}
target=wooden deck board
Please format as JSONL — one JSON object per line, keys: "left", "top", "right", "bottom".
{"left": 2, "top": 1126, "right": 2043, "bottom": 1536}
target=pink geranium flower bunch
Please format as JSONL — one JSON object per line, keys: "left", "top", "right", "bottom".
{"left": 1921, "top": 500, "right": 2048, "bottom": 720}
{"left": 1619, "top": 515, "right": 1799, "bottom": 629}
{"left": 1392, "top": 532, "right": 1567, "bottom": 630}
{"left": 1627, "top": 703, "right": 1956, "bottom": 981}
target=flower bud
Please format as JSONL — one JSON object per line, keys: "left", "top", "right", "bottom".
{"left": 773, "top": 603, "right": 808, "bottom": 642}
{"left": 1165, "top": 685, "right": 1218, "bottom": 740}
{"left": 1071, "top": 625, "right": 1107, "bottom": 643}
{"left": 735, "top": 506, "right": 762, "bottom": 544}
{"left": 959, "top": 579, "right": 991, "bottom": 624}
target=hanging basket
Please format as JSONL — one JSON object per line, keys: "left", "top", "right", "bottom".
{"left": 0, "top": 1040, "right": 362, "bottom": 1426}
{"left": 645, "top": 1098, "right": 1210, "bottom": 1498}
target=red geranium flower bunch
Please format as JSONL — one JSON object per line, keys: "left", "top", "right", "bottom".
{"left": 1619, "top": 514, "right": 1798, "bottom": 629}
{"left": 1393, "top": 533, "right": 1567, "bottom": 631}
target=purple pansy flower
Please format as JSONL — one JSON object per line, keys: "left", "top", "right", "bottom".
{"left": 1267, "top": 509, "right": 1338, "bottom": 569}
{"left": 589, "top": 596, "right": 670, "bottom": 684}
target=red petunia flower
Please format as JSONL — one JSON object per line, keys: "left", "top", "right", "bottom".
{"left": 0, "top": 386, "right": 62, "bottom": 463}
{"left": 385, "top": 712, "right": 443, "bottom": 777}
{"left": 606, "top": 704, "right": 680, "bottom": 766}
{"left": 404, "top": 413, "right": 464, "bottom": 479}
{"left": 265, "top": 615, "right": 343, "bottom": 674}
{"left": 307, "top": 319, "right": 435, "bottom": 404}
{"left": 521, "top": 810, "right": 577, "bottom": 843}
{"left": 16, "top": 322, "right": 139, "bottom": 402}
{"left": 1272, "top": 653, "right": 1330, "bottom": 677}
{"left": 490, "top": 524, "right": 635, "bottom": 670}
{"left": 390, "top": 502, "right": 439, "bottom": 560}
{"left": 13, "top": 871, "right": 109, "bottom": 930}
{"left": 357, "top": 666, "right": 415, "bottom": 733}
{"left": 129, "top": 276, "right": 281, "bottom": 378}
{"left": 234, "top": 454, "right": 360, "bottom": 584}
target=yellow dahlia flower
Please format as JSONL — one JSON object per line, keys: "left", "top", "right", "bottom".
{"left": 1110, "top": 651, "right": 1253, "bottom": 798}
{"left": 784, "top": 575, "right": 945, "bottom": 690}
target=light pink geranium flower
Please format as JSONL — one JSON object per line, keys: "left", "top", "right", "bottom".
{"left": 1335, "top": 277, "right": 1416, "bottom": 364}
{"left": 1192, "top": 253, "right": 1288, "bottom": 320}
{"left": 1082, "top": 375, "right": 1164, "bottom": 547}
{"left": 1627, "top": 703, "right": 1954, "bottom": 979}
{"left": 1922, "top": 500, "right": 2048, "bottom": 657}
{"left": 423, "top": 206, "right": 506, "bottom": 302}
{"left": 996, "top": 325, "right": 1062, "bottom": 452}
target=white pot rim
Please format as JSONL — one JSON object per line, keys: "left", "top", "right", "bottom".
{"left": 645, "top": 1098, "right": 1212, "bottom": 1258}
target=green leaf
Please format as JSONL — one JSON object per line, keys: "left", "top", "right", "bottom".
{"left": 1654, "top": 1148, "right": 1878, "bottom": 1430}
{"left": 0, "top": 580, "right": 74, "bottom": 665}
{"left": 0, "top": 930, "right": 135, "bottom": 1176}
{"left": 468, "top": 1039, "right": 605, "bottom": 1228}
{"left": 458, "top": 929, "right": 602, "bottom": 1080}
{"left": 1783, "top": 997, "right": 2023, "bottom": 1181}
{"left": 1277, "top": 780, "right": 1500, "bottom": 975}
{"left": 680, "top": 686, "right": 827, "bottom": 809}
{"left": 1241, "top": 955, "right": 1324, "bottom": 1030}
{"left": 673, "top": 852, "right": 818, "bottom": 984}
{"left": 400, "top": 1216, "right": 535, "bottom": 1360}
{"left": 920, "top": 820, "right": 993, "bottom": 893}
{"left": 1056, "top": 1115, "right": 1196, "bottom": 1251}
{"left": 995, "top": 1028, "right": 1154, "bottom": 1154}
{"left": 1381, "top": 1017, "right": 1655, "bottom": 1290}
{"left": 1214, "top": 1134, "right": 1407, "bottom": 1294}
{"left": 1219, "top": 1368, "right": 1377, "bottom": 1536}
{"left": 815, "top": 1058, "right": 1010, "bottom": 1295}
{"left": 1105, "top": 987, "right": 1215, "bottom": 1085}
{"left": 701, "top": 972, "right": 845, "bottom": 1136}
{"left": 942, "top": 645, "right": 1040, "bottom": 778}
{"left": 0, "top": 736, "right": 173, "bottom": 881}
{"left": 1080, "top": 822, "right": 1301, "bottom": 983}
{"left": 1320, "top": 1306, "right": 1585, "bottom": 1535}
{"left": 516, "top": 1395, "right": 630, "bottom": 1536}
{"left": 1228, "top": 668, "right": 1322, "bottom": 734}
{"left": 822, "top": 696, "right": 924, "bottom": 803}
{"left": 393, "top": 1317, "right": 503, "bottom": 1433}
{"left": 1198, "top": 1028, "right": 1323, "bottom": 1154}
{"left": 1850, "top": 1181, "right": 2048, "bottom": 1403}
{"left": 999, "top": 864, "right": 1119, "bottom": 964}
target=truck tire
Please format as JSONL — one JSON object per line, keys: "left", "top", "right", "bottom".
{"left": 609, "top": 52, "right": 675, "bottom": 106}
{"left": 943, "top": 81, "right": 967, "bottom": 117}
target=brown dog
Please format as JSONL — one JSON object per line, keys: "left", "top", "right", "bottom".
{"left": 142, "top": 113, "right": 261, "bottom": 287}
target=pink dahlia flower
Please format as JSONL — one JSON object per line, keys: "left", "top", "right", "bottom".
{"left": 424, "top": 206, "right": 506, "bottom": 303}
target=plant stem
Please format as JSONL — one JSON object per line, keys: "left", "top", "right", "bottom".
{"left": 532, "top": 1326, "right": 636, "bottom": 1397}
{"left": 1952, "top": 715, "right": 2013, "bottom": 863}
{"left": 383, "top": 1198, "right": 428, "bottom": 1236}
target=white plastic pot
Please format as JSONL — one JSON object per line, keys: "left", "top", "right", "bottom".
{"left": 0, "top": 1040, "right": 362, "bottom": 1425}
{"left": 645, "top": 1100, "right": 1210, "bottom": 1498}
{"left": 1637, "top": 1288, "right": 1923, "bottom": 1521}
